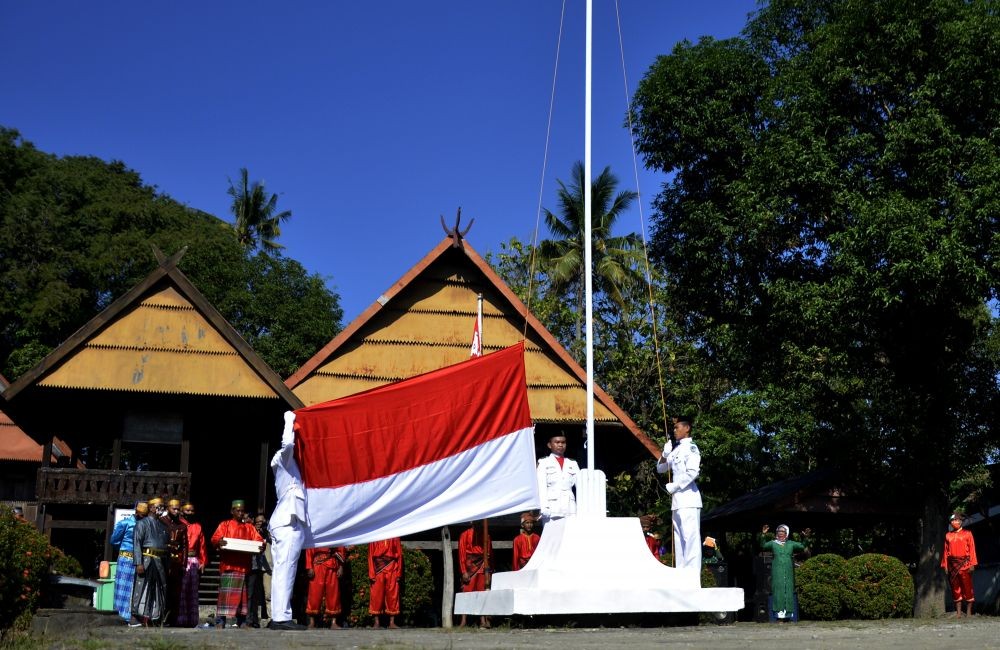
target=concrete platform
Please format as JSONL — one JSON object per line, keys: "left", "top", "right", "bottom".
{"left": 454, "top": 517, "right": 744, "bottom": 615}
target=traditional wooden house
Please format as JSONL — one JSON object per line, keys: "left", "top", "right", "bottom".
{"left": 1, "top": 250, "right": 302, "bottom": 573}
{"left": 286, "top": 231, "right": 659, "bottom": 474}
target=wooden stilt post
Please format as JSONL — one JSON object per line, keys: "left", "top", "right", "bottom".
{"left": 441, "top": 526, "right": 453, "bottom": 628}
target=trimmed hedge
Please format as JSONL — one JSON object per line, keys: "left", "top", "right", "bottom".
{"left": 796, "top": 554, "right": 849, "bottom": 620}
{"left": 842, "top": 553, "right": 914, "bottom": 619}
{"left": 346, "top": 545, "right": 435, "bottom": 627}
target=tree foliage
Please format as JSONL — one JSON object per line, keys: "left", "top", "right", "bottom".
{"left": 228, "top": 167, "right": 292, "bottom": 253}
{"left": 0, "top": 127, "right": 341, "bottom": 380}
{"left": 538, "top": 161, "right": 644, "bottom": 344}
{"left": 631, "top": 0, "right": 1000, "bottom": 615}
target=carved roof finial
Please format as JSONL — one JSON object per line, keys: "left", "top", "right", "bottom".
{"left": 440, "top": 207, "right": 474, "bottom": 249}
{"left": 151, "top": 245, "right": 189, "bottom": 269}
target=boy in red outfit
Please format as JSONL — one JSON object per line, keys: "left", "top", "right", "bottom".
{"left": 306, "top": 546, "right": 347, "bottom": 628}
{"left": 368, "top": 538, "right": 403, "bottom": 629}
{"left": 512, "top": 513, "right": 539, "bottom": 570}
{"left": 941, "top": 512, "right": 977, "bottom": 617}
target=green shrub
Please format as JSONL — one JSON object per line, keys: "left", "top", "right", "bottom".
{"left": 346, "top": 545, "right": 434, "bottom": 627}
{"left": 842, "top": 553, "right": 914, "bottom": 619}
{"left": 0, "top": 505, "right": 80, "bottom": 638}
{"left": 796, "top": 553, "right": 849, "bottom": 620}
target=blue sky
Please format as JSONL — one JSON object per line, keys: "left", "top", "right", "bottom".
{"left": 3, "top": 1, "right": 757, "bottom": 323}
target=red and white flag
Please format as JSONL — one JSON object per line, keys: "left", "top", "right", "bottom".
{"left": 284, "top": 343, "right": 539, "bottom": 548}
{"left": 470, "top": 318, "right": 482, "bottom": 357}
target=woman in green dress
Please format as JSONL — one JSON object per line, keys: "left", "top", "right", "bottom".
{"left": 761, "top": 524, "right": 810, "bottom": 621}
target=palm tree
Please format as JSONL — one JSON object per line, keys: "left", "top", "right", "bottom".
{"left": 539, "top": 161, "right": 643, "bottom": 343}
{"left": 228, "top": 168, "right": 292, "bottom": 252}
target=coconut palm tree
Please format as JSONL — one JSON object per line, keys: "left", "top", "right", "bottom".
{"left": 539, "top": 161, "right": 643, "bottom": 343}
{"left": 228, "top": 168, "right": 292, "bottom": 252}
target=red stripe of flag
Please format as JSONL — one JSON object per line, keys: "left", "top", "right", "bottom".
{"left": 294, "top": 343, "right": 531, "bottom": 489}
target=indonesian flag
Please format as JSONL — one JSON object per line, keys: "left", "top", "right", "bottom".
{"left": 470, "top": 318, "right": 482, "bottom": 357}
{"left": 288, "top": 342, "right": 539, "bottom": 547}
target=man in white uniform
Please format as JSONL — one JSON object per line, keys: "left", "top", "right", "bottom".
{"left": 657, "top": 416, "right": 702, "bottom": 569}
{"left": 536, "top": 434, "right": 579, "bottom": 523}
{"left": 267, "top": 411, "right": 307, "bottom": 631}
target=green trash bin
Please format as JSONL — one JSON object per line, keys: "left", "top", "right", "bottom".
{"left": 95, "top": 562, "right": 117, "bottom": 611}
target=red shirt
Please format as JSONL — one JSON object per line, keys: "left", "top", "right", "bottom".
{"left": 512, "top": 532, "right": 539, "bottom": 570}
{"left": 211, "top": 518, "right": 263, "bottom": 573}
{"left": 368, "top": 538, "right": 402, "bottom": 579}
{"left": 183, "top": 519, "right": 208, "bottom": 567}
{"left": 941, "top": 527, "right": 977, "bottom": 569}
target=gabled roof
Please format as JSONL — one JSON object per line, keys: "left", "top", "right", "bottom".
{"left": 2, "top": 249, "right": 303, "bottom": 407}
{"left": 287, "top": 237, "right": 658, "bottom": 457}
{"left": 703, "top": 468, "right": 917, "bottom": 529}
{"left": 0, "top": 410, "right": 70, "bottom": 463}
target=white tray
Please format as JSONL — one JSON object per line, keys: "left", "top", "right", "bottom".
{"left": 221, "top": 537, "right": 263, "bottom": 553}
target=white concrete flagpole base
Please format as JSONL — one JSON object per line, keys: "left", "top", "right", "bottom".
{"left": 453, "top": 516, "right": 744, "bottom": 616}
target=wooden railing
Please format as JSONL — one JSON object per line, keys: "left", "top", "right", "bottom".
{"left": 36, "top": 467, "right": 191, "bottom": 505}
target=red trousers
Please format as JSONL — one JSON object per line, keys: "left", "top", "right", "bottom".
{"left": 462, "top": 569, "right": 488, "bottom": 593}
{"left": 306, "top": 562, "right": 341, "bottom": 615}
{"left": 949, "top": 568, "right": 975, "bottom": 602}
{"left": 369, "top": 567, "right": 400, "bottom": 615}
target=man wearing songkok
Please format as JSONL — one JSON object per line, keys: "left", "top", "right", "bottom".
{"left": 267, "top": 411, "right": 307, "bottom": 631}
{"left": 512, "top": 513, "right": 540, "bottom": 570}
{"left": 159, "top": 498, "right": 188, "bottom": 626}
{"left": 177, "top": 502, "right": 206, "bottom": 627}
{"left": 368, "top": 538, "right": 403, "bottom": 629}
{"left": 536, "top": 433, "right": 579, "bottom": 523}
{"left": 942, "top": 512, "right": 978, "bottom": 617}
{"left": 210, "top": 499, "right": 264, "bottom": 628}
{"left": 110, "top": 501, "right": 146, "bottom": 622}
{"left": 305, "top": 545, "right": 347, "bottom": 628}
{"left": 458, "top": 521, "right": 493, "bottom": 628}
{"left": 656, "top": 416, "right": 702, "bottom": 570}
{"left": 132, "top": 497, "right": 170, "bottom": 626}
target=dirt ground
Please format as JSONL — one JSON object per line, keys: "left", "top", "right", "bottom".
{"left": 25, "top": 615, "right": 1000, "bottom": 649}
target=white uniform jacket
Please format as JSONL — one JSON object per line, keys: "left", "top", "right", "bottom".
{"left": 656, "top": 438, "right": 702, "bottom": 510}
{"left": 269, "top": 425, "right": 307, "bottom": 530}
{"left": 536, "top": 454, "right": 579, "bottom": 519}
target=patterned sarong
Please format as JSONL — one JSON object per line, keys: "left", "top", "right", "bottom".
{"left": 113, "top": 551, "right": 136, "bottom": 621}
{"left": 176, "top": 557, "right": 201, "bottom": 627}
{"left": 216, "top": 570, "right": 248, "bottom": 618}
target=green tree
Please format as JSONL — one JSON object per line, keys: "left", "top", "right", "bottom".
{"left": 228, "top": 167, "right": 292, "bottom": 253}
{"left": 630, "top": 0, "right": 1000, "bottom": 615}
{"left": 539, "top": 161, "right": 643, "bottom": 346}
{"left": 0, "top": 128, "right": 341, "bottom": 380}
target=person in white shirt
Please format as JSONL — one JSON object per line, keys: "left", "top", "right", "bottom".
{"left": 267, "top": 411, "right": 307, "bottom": 631}
{"left": 656, "top": 415, "right": 702, "bottom": 569}
{"left": 536, "top": 434, "right": 579, "bottom": 523}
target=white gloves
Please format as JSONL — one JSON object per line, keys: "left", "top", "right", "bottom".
{"left": 665, "top": 482, "right": 679, "bottom": 494}
{"left": 281, "top": 410, "right": 296, "bottom": 447}
{"left": 662, "top": 440, "right": 673, "bottom": 456}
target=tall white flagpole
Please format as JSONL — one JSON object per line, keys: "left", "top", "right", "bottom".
{"left": 584, "top": 0, "right": 595, "bottom": 473}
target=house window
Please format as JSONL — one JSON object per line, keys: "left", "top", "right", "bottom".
{"left": 122, "top": 412, "right": 182, "bottom": 472}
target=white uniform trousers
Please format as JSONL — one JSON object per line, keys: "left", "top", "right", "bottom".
{"left": 268, "top": 519, "right": 304, "bottom": 622}
{"left": 672, "top": 508, "right": 702, "bottom": 570}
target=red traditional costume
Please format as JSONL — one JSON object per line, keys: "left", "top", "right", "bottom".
{"left": 512, "top": 530, "right": 539, "bottom": 570}
{"left": 211, "top": 516, "right": 263, "bottom": 622}
{"left": 645, "top": 533, "right": 661, "bottom": 558}
{"left": 177, "top": 515, "right": 207, "bottom": 627}
{"left": 368, "top": 538, "right": 403, "bottom": 616}
{"left": 458, "top": 525, "right": 493, "bottom": 592}
{"left": 306, "top": 546, "right": 347, "bottom": 617}
{"left": 941, "top": 525, "right": 977, "bottom": 604}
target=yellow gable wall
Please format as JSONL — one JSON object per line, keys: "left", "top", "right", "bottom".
{"left": 291, "top": 260, "right": 617, "bottom": 421}
{"left": 39, "top": 286, "right": 275, "bottom": 398}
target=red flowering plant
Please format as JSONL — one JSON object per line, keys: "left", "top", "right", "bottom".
{"left": 0, "top": 505, "right": 81, "bottom": 637}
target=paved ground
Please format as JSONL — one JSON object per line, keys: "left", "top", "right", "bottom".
{"left": 23, "top": 616, "right": 1000, "bottom": 649}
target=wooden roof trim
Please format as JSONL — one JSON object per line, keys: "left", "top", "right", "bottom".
{"left": 285, "top": 237, "right": 455, "bottom": 387}
{"left": 3, "top": 255, "right": 303, "bottom": 410}
{"left": 286, "top": 237, "right": 659, "bottom": 458}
